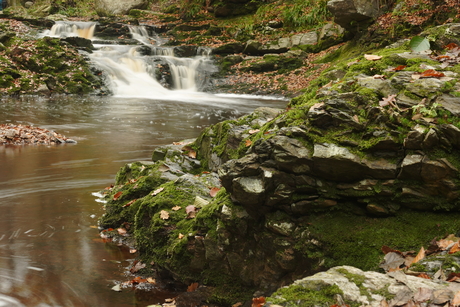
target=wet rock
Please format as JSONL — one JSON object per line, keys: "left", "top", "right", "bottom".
{"left": 94, "top": 0, "right": 148, "bottom": 16}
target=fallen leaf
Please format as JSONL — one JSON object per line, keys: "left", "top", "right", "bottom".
{"left": 117, "top": 228, "right": 127, "bottom": 236}
{"left": 420, "top": 69, "right": 445, "bottom": 78}
{"left": 178, "top": 233, "right": 184, "bottom": 239}
{"left": 182, "top": 145, "right": 197, "bottom": 159}
{"left": 249, "top": 129, "right": 260, "bottom": 134}
{"left": 364, "top": 54, "right": 383, "bottom": 61}
{"left": 130, "top": 261, "right": 146, "bottom": 273}
{"left": 411, "top": 74, "right": 421, "bottom": 80}
{"left": 113, "top": 191, "right": 123, "bottom": 201}
{"left": 393, "top": 65, "right": 407, "bottom": 71}
{"left": 347, "top": 59, "right": 360, "bottom": 66}
{"left": 414, "top": 287, "right": 432, "bottom": 303}
{"left": 147, "top": 277, "right": 156, "bottom": 284}
{"left": 245, "top": 139, "right": 252, "bottom": 147}
{"left": 158, "top": 164, "right": 170, "bottom": 172}
{"left": 151, "top": 187, "right": 164, "bottom": 196}
{"left": 417, "top": 273, "right": 431, "bottom": 279}
{"left": 379, "top": 94, "right": 397, "bottom": 108}
{"left": 352, "top": 115, "right": 359, "bottom": 123}
{"left": 379, "top": 252, "right": 405, "bottom": 272}
{"left": 410, "top": 246, "right": 425, "bottom": 265}
{"left": 123, "top": 199, "right": 137, "bottom": 208}
{"left": 450, "top": 242, "right": 460, "bottom": 254}
{"left": 187, "top": 282, "right": 199, "bottom": 292}
{"left": 111, "top": 284, "right": 122, "bottom": 292}
{"left": 172, "top": 206, "right": 181, "bottom": 211}
{"left": 210, "top": 187, "right": 220, "bottom": 197}
{"left": 232, "top": 303, "right": 243, "bottom": 307}
{"left": 412, "top": 113, "right": 423, "bottom": 120}
{"left": 445, "top": 43, "right": 459, "bottom": 50}
{"left": 379, "top": 299, "right": 389, "bottom": 307}
{"left": 433, "top": 267, "right": 447, "bottom": 281}
{"left": 252, "top": 297, "right": 266, "bottom": 307}
{"left": 432, "top": 289, "right": 453, "bottom": 305}
{"left": 373, "top": 74, "right": 386, "bottom": 79}
{"left": 447, "top": 273, "right": 460, "bottom": 282}
{"left": 452, "top": 291, "right": 460, "bottom": 306}
{"left": 438, "top": 239, "right": 455, "bottom": 250}
{"left": 129, "top": 248, "right": 137, "bottom": 254}
{"left": 90, "top": 225, "right": 98, "bottom": 229}
{"left": 382, "top": 245, "right": 403, "bottom": 255}
{"left": 389, "top": 288, "right": 413, "bottom": 306}
{"left": 160, "top": 210, "right": 169, "bottom": 220}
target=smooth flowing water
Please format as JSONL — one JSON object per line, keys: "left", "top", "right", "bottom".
{"left": 0, "top": 94, "right": 286, "bottom": 307}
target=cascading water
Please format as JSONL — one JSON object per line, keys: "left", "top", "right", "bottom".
{"left": 43, "top": 22, "right": 217, "bottom": 98}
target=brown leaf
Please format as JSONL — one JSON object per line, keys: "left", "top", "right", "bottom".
{"left": 379, "top": 94, "right": 397, "bottom": 108}
{"left": 379, "top": 252, "right": 405, "bottom": 272}
{"left": 186, "top": 205, "right": 198, "bottom": 219}
{"left": 438, "top": 239, "right": 455, "bottom": 250}
{"left": 178, "top": 233, "right": 184, "bottom": 239}
{"left": 414, "top": 288, "right": 432, "bottom": 303}
{"left": 113, "top": 191, "right": 123, "bottom": 201}
{"left": 420, "top": 69, "right": 445, "bottom": 78}
{"left": 382, "top": 245, "right": 403, "bottom": 255}
{"left": 187, "top": 282, "right": 199, "bottom": 292}
{"left": 447, "top": 273, "right": 460, "bottom": 282}
{"left": 252, "top": 297, "right": 266, "bottom": 307}
{"left": 417, "top": 273, "right": 431, "bottom": 279}
{"left": 412, "top": 113, "right": 423, "bottom": 120}
{"left": 410, "top": 246, "right": 425, "bottom": 265}
{"left": 389, "top": 289, "right": 413, "bottom": 306}
{"left": 151, "top": 187, "right": 164, "bottom": 196}
{"left": 245, "top": 139, "right": 252, "bottom": 147}
{"left": 432, "top": 289, "right": 453, "bottom": 305}
{"left": 182, "top": 145, "right": 197, "bottom": 159}
{"left": 172, "top": 205, "right": 181, "bottom": 211}
{"left": 364, "top": 54, "right": 383, "bottom": 61}
{"left": 160, "top": 210, "right": 169, "bottom": 220}
{"left": 210, "top": 187, "right": 220, "bottom": 197}
{"left": 347, "top": 59, "right": 360, "bottom": 66}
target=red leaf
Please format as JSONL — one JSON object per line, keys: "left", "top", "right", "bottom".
{"left": 252, "top": 297, "right": 265, "bottom": 307}
{"left": 393, "top": 65, "right": 407, "bottom": 71}
{"left": 445, "top": 43, "right": 459, "bottom": 50}
{"left": 113, "top": 191, "right": 123, "bottom": 201}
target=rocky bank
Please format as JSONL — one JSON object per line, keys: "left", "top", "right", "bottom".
{"left": 97, "top": 19, "right": 460, "bottom": 306}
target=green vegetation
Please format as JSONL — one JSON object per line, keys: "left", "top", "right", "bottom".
{"left": 267, "top": 283, "right": 344, "bottom": 307}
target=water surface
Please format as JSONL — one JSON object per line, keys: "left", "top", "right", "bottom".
{"left": 0, "top": 94, "right": 286, "bottom": 307}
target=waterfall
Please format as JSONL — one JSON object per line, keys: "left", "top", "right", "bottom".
{"left": 43, "top": 21, "right": 97, "bottom": 39}
{"left": 42, "top": 22, "right": 216, "bottom": 97}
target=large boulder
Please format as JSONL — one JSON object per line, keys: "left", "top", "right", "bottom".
{"left": 327, "top": 0, "right": 380, "bottom": 31}
{"left": 94, "top": 0, "right": 148, "bottom": 16}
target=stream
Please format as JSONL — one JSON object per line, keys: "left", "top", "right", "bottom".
{"left": 0, "top": 94, "right": 286, "bottom": 306}
{"left": 0, "top": 21, "right": 288, "bottom": 306}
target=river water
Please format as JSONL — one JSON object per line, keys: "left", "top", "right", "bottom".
{"left": 0, "top": 94, "right": 286, "bottom": 307}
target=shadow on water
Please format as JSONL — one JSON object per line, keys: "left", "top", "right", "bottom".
{"left": 0, "top": 94, "right": 287, "bottom": 306}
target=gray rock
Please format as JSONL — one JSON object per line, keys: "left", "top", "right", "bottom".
{"left": 95, "top": 0, "right": 148, "bottom": 16}
{"left": 406, "top": 78, "right": 444, "bottom": 96}
{"left": 327, "top": 0, "right": 380, "bottom": 30}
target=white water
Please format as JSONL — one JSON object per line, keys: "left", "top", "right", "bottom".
{"left": 42, "top": 22, "right": 285, "bottom": 104}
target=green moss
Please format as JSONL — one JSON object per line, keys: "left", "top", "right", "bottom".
{"left": 304, "top": 209, "right": 460, "bottom": 271}
{"left": 267, "top": 283, "right": 344, "bottom": 307}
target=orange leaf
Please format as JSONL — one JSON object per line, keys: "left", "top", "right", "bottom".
{"left": 187, "top": 282, "right": 199, "bottom": 292}
{"left": 382, "top": 245, "right": 403, "bottom": 255}
{"left": 452, "top": 291, "right": 460, "bottom": 306}
{"left": 416, "top": 273, "right": 431, "bottom": 279}
{"left": 123, "top": 199, "right": 137, "bottom": 208}
{"left": 445, "top": 43, "right": 459, "bottom": 50}
{"left": 210, "top": 187, "right": 220, "bottom": 197}
{"left": 245, "top": 139, "right": 252, "bottom": 147}
{"left": 450, "top": 242, "right": 460, "bottom": 254}
{"left": 411, "top": 246, "right": 425, "bottom": 265}
{"left": 113, "top": 191, "right": 123, "bottom": 201}
{"left": 252, "top": 297, "right": 266, "bottom": 307}
{"left": 420, "top": 69, "right": 445, "bottom": 78}
{"left": 393, "top": 65, "right": 407, "bottom": 71}
{"left": 438, "top": 239, "right": 455, "bottom": 250}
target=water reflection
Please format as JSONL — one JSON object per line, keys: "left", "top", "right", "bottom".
{"left": 0, "top": 95, "right": 287, "bottom": 306}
